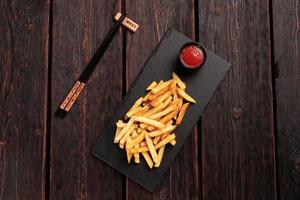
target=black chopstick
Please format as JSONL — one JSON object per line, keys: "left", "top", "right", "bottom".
{"left": 56, "top": 13, "right": 127, "bottom": 118}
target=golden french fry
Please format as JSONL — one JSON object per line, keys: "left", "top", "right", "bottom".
{"left": 142, "top": 152, "right": 154, "bottom": 169}
{"left": 159, "top": 107, "right": 180, "bottom": 123}
{"left": 126, "top": 106, "right": 142, "bottom": 118}
{"left": 176, "top": 103, "right": 190, "bottom": 125}
{"left": 161, "top": 133, "right": 169, "bottom": 140}
{"left": 114, "top": 117, "right": 135, "bottom": 143}
{"left": 151, "top": 80, "right": 172, "bottom": 94}
{"left": 135, "top": 117, "right": 165, "bottom": 129}
{"left": 149, "top": 125, "right": 176, "bottom": 137}
{"left": 126, "top": 137, "right": 133, "bottom": 163}
{"left": 155, "top": 134, "right": 176, "bottom": 149}
{"left": 146, "top": 81, "right": 158, "bottom": 90}
{"left": 119, "top": 124, "right": 136, "bottom": 146}
{"left": 166, "top": 120, "right": 173, "bottom": 126}
{"left": 131, "top": 129, "right": 138, "bottom": 139}
{"left": 154, "top": 145, "right": 165, "bottom": 167}
{"left": 134, "top": 155, "right": 140, "bottom": 163}
{"left": 135, "top": 105, "right": 150, "bottom": 116}
{"left": 139, "top": 123, "right": 148, "bottom": 129}
{"left": 140, "top": 141, "right": 147, "bottom": 147}
{"left": 170, "top": 79, "right": 177, "bottom": 95}
{"left": 131, "top": 147, "right": 149, "bottom": 153}
{"left": 144, "top": 96, "right": 172, "bottom": 117}
{"left": 153, "top": 136, "right": 161, "bottom": 144}
{"left": 170, "top": 139, "right": 176, "bottom": 146}
{"left": 142, "top": 92, "right": 151, "bottom": 102}
{"left": 149, "top": 86, "right": 169, "bottom": 101}
{"left": 150, "top": 91, "right": 171, "bottom": 107}
{"left": 116, "top": 120, "right": 126, "bottom": 128}
{"left": 127, "top": 130, "right": 146, "bottom": 149}
{"left": 128, "top": 97, "right": 143, "bottom": 112}
{"left": 172, "top": 72, "right": 186, "bottom": 89}
{"left": 149, "top": 104, "right": 177, "bottom": 119}
{"left": 137, "top": 127, "right": 142, "bottom": 133}
{"left": 177, "top": 88, "right": 196, "bottom": 103}
{"left": 145, "top": 134, "right": 159, "bottom": 163}
{"left": 114, "top": 127, "right": 121, "bottom": 143}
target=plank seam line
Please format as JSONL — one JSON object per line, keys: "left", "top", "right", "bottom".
{"left": 45, "top": 0, "right": 53, "bottom": 199}
{"left": 122, "top": 1, "right": 128, "bottom": 200}
{"left": 194, "top": 0, "right": 203, "bottom": 198}
{"left": 268, "top": 0, "right": 280, "bottom": 199}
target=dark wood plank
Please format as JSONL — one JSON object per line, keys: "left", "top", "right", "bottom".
{"left": 0, "top": 1, "right": 49, "bottom": 199}
{"left": 198, "top": 0, "right": 277, "bottom": 199}
{"left": 125, "top": 1, "right": 198, "bottom": 199}
{"left": 50, "top": 1, "right": 123, "bottom": 199}
{"left": 273, "top": 0, "right": 300, "bottom": 199}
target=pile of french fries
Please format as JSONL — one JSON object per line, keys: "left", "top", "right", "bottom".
{"left": 114, "top": 73, "right": 196, "bottom": 169}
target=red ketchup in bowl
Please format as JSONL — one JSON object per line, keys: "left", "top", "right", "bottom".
{"left": 179, "top": 43, "right": 206, "bottom": 69}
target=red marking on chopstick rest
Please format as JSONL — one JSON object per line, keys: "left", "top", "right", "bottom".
{"left": 180, "top": 45, "right": 205, "bottom": 68}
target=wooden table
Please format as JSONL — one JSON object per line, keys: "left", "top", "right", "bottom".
{"left": 0, "top": 0, "right": 299, "bottom": 199}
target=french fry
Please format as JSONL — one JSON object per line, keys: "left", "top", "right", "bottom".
{"left": 154, "top": 146, "right": 165, "bottom": 167}
{"left": 131, "top": 130, "right": 138, "bottom": 139}
{"left": 114, "top": 117, "right": 135, "bottom": 143}
{"left": 142, "top": 152, "right": 154, "bottom": 169}
{"left": 150, "top": 91, "right": 171, "bottom": 107}
{"left": 135, "top": 117, "right": 165, "bottom": 129}
{"left": 159, "top": 107, "right": 180, "bottom": 123}
{"left": 131, "top": 147, "right": 149, "bottom": 153}
{"left": 126, "top": 137, "right": 133, "bottom": 163}
{"left": 128, "top": 97, "right": 143, "bottom": 112}
{"left": 140, "top": 141, "right": 147, "bottom": 147}
{"left": 176, "top": 103, "right": 190, "bottom": 125}
{"left": 145, "top": 133, "right": 159, "bottom": 163}
{"left": 137, "top": 128, "right": 142, "bottom": 133}
{"left": 142, "top": 92, "right": 151, "bottom": 102}
{"left": 126, "top": 106, "right": 142, "bottom": 118}
{"left": 146, "top": 81, "right": 157, "bottom": 90}
{"left": 177, "top": 88, "right": 196, "bottom": 103}
{"left": 149, "top": 125, "right": 176, "bottom": 137}
{"left": 153, "top": 136, "right": 161, "bottom": 144}
{"left": 170, "top": 139, "right": 176, "bottom": 146}
{"left": 172, "top": 72, "right": 186, "bottom": 89}
{"left": 139, "top": 123, "right": 148, "bottom": 129}
{"left": 144, "top": 96, "right": 172, "bottom": 117}
{"left": 161, "top": 133, "right": 169, "bottom": 140}
{"left": 116, "top": 120, "right": 126, "bottom": 128}
{"left": 133, "top": 144, "right": 140, "bottom": 163}
{"left": 151, "top": 80, "right": 172, "bottom": 94}
{"left": 119, "top": 125, "right": 136, "bottom": 147}
{"left": 149, "top": 86, "right": 169, "bottom": 101}
{"left": 127, "top": 130, "right": 146, "bottom": 149}
{"left": 135, "top": 104, "right": 150, "bottom": 116}
{"left": 170, "top": 79, "right": 177, "bottom": 95}
{"left": 149, "top": 104, "right": 177, "bottom": 119}
{"left": 155, "top": 134, "right": 176, "bottom": 149}
{"left": 114, "top": 127, "right": 121, "bottom": 143}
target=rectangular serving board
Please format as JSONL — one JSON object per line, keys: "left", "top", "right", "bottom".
{"left": 91, "top": 28, "right": 231, "bottom": 191}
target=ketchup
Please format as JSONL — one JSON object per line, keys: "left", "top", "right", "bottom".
{"left": 180, "top": 45, "right": 205, "bottom": 69}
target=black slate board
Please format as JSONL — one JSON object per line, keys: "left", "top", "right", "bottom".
{"left": 91, "top": 28, "right": 231, "bottom": 191}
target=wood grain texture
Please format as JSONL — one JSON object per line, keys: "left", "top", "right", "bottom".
{"left": 125, "top": 0, "right": 198, "bottom": 199}
{"left": 198, "top": 0, "right": 276, "bottom": 199}
{"left": 273, "top": 0, "right": 300, "bottom": 199}
{"left": 0, "top": 0, "right": 49, "bottom": 199}
{"left": 50, "top": 1, "right": 123, "bottom": 199}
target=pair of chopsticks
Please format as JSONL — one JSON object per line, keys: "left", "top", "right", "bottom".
{"left": 56, "top": 12, "right": 139, "bottom": 118}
